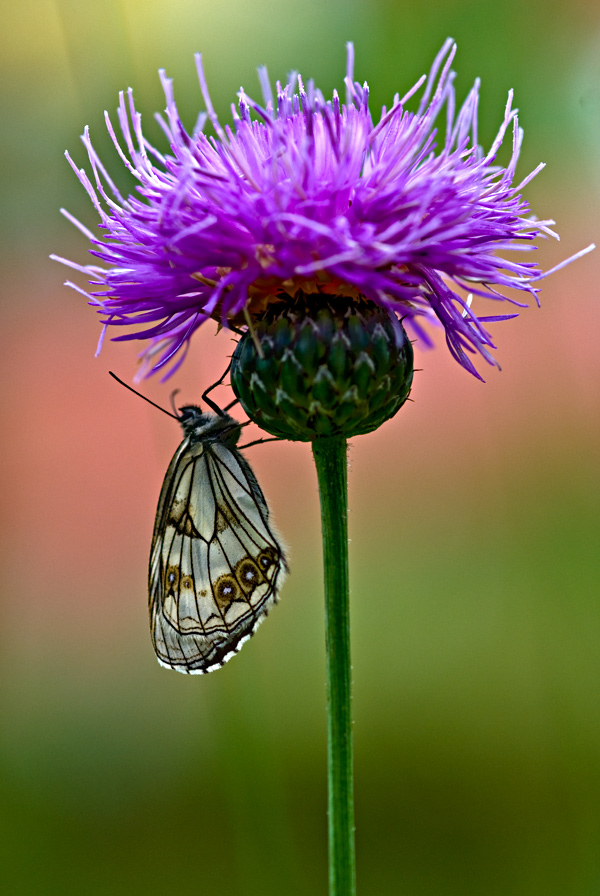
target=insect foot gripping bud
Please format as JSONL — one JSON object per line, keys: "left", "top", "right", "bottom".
{"left": 231, "top": 293, "right": 414, "bottom": 441}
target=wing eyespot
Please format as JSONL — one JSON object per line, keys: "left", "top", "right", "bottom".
{"left": 235, "top": 557, "right": 264, "bottom": 595}
{"left": 257, "top": 547, "right": 278, "bottom": 574}
{"left": 165, "top": 565, "right": 180, "bottom": 594}
{"left": 214, "top": 573, "right": 242, "bottom": 609}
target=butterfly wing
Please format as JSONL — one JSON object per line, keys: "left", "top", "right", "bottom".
{"left": 149, "top": 431, "right": 287, "bottom": 673}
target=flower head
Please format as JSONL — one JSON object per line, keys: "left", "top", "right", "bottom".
{"left": 54, "top": 40, "right": 590, "bottom": 380}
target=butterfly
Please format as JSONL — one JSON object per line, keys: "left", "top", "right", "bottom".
{"left": 110, "top": 373, "right": 288, "bottom": 674}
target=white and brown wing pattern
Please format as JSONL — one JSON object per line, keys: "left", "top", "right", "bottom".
{"left": 149, "top": 407, "right": 287, "bottom": 673}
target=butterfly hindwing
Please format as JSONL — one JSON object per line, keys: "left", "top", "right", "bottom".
{"left": 149, "top": 408, "right": 287, "bottom": 673}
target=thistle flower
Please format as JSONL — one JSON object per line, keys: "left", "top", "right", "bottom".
{"left": 53, "top": 38, "right": 589, "bottom": 390}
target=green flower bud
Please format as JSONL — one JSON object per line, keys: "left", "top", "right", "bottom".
{"left": 230, "top": 294, "right": 414, "bottom": 441}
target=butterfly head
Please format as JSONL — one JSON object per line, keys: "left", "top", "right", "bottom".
{"left": 177, "top": 405, "right": 242, "bottom": 447}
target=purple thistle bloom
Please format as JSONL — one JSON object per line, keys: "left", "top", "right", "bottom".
{"left": 53, "top": 39, "right": 592, "bottom": 379}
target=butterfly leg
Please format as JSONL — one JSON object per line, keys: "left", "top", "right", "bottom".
{"left": 202, "top": 361, "right": 233, "bottom": 415}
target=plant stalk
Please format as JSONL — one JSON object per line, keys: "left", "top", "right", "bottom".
{"left": 312, "top": 436, "right": 356, "bottom": 896}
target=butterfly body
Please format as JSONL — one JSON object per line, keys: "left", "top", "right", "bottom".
{"left": 149, "top": 407, "right": 287, "bottom": 674}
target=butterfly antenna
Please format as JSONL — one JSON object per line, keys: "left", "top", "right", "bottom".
{"left": 169, "top": 389, "right": 181, "bottom": 417}
{"left": 109, "top": 371, "right": 179, "bottom": 420}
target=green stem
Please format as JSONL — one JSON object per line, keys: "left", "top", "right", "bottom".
{"left": 312, "top": 436, "right": 356, "bottom": 896}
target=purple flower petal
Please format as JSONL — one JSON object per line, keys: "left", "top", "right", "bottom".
{"left": 52, "top": 39, "right": 594, "bottom": 378}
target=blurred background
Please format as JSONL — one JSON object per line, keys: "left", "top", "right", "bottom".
{"left": 1, "top": 1, "right": 599, "bottom": 893}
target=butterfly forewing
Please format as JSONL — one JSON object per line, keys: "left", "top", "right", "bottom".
{"left": 149, "top": 409, "right": 287, "bottom": 673}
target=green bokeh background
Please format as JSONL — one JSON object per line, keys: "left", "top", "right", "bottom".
{"left": 1, "top": 1, "right": 599, "bottom": 893}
